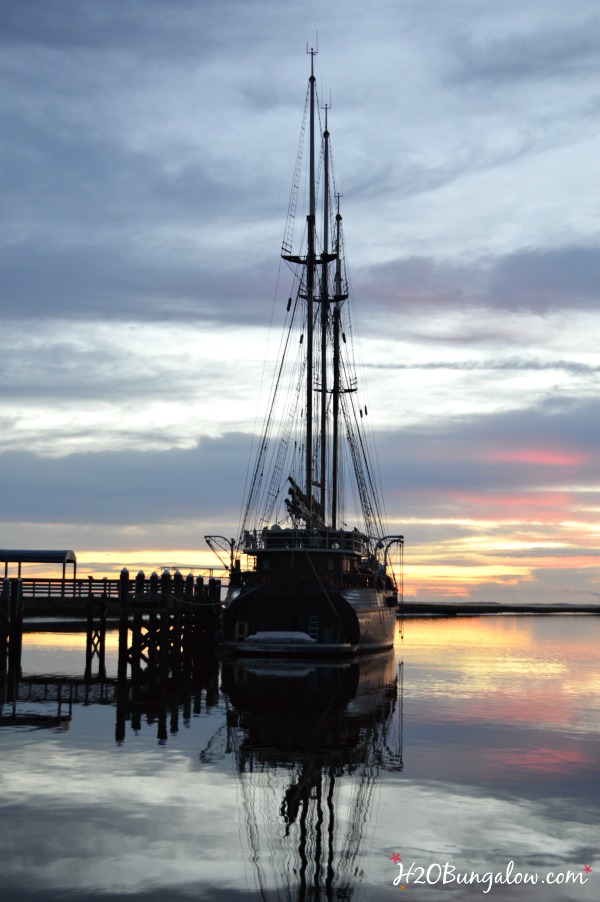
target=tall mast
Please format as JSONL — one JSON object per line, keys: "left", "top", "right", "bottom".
{"left": 319, "top": 106, "right": 330, "bottom": 522}
{"left": 305, "top": 48, "right": 317, "bottom": 515}
{"left": 331, "top": 194, "right": 347, "bottom": 527}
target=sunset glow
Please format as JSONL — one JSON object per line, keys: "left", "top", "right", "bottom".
{"left": 1, "top": 4, "right": 600, "bottom": 609}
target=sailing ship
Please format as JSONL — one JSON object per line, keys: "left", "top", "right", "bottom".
{"left": 207, "top": 52, "right": 403, "bottom": 656}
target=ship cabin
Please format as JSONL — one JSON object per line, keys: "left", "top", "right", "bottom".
{"left": 240, "top": 526, "right": 392, "bottom": 591}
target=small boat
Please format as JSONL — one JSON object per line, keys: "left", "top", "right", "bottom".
{"left": 207, "top": 51, "right": 403, "bottom": 656}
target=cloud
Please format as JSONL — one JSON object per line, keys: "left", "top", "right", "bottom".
{"left": 0, "top": 0, "right": 227, "bottom": 56}
{"left": 448, "top": 15, "right": 600, "bottom": 85}
{"left": 2, "top": 393, "right": 598, "bottom": 537}
{"left": 0, "top": 436, "right": 250, "bottom": 528}
{"left": 374, "top": 395, "right": 600, "bottom": 511}
{"left": 488, "top": 246, "right": 600, "bottom": 311}
{"left": 0, "top": 241, "right": 277, "bottom": 322}
{"left": 364, "top": 357, "right": 600, "bottom": 375}
{"left": 355, "top": 244, "right": 600, "bottom": 319}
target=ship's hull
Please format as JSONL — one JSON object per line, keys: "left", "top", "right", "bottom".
{"left": 221, "top": 582, "right": 397, "bottom": 657}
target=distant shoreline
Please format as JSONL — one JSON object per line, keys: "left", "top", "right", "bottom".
{"left": 399, "top": 601, "right": 599, "bottom": 617}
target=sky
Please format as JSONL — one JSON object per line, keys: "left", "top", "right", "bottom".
{"left": 1, "top": 0, "right": 600, "bottom": 603}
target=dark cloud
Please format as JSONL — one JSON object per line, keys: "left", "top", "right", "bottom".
{"left": 356, "top": 245, "right": 600, "bottom": 320}
{"left": 0, "top": 0, "right": 597, "bottom": 332}
{"left": 0, "top": 0, "right": 226, "bottom": 56}
{"left": 0, "top": 2, "right": 297, "bottom": 325}
{"left": 0, "top": 435, "right": 250, "bottom": 527}
{"left": 489, "top": 246, "right": 600, "bottom": 311}
{"left": 448, "top": 18, "right": 600, "bottom": 85}
{"left": 0, "top": 240, "right": 275, "bottom": 322}
{"left": 354, "top": 257, "right": 476, "bottom": 313}
{"left": 2, "top": 131, "right": 239, "bottom": 236}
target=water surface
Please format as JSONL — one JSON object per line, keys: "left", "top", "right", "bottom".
{"left": 0, "top": 616, "right": 597, "bottom": 900}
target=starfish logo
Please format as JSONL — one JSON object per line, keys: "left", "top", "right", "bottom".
{"left": 389, "top": 851, "right": 402, "bottom": 865}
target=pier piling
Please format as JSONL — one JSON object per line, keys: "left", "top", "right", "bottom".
{"left": 0, "top": 579, "right": 10, "bottom": 704}
{"left": 8, "top": 578, "right": 23, "bottom": 684}
{"left": 114, "top": 567, "right": 221, "bottom": 741}
{"left": 85, "top": 596, "right": 107, "bottom": 680}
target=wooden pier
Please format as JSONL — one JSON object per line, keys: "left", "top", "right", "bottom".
{"left": 1, "top": 569, "right": 221, "bottom": 740}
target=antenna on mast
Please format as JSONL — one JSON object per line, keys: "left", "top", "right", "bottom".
{"left": 306, "top": 32, "right": 319, "bottom": 55}
{"left": 306, "top": 33, "right": 319, "bottom": 74}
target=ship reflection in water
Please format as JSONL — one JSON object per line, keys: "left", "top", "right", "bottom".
{"left": 220, "top": 653, "right": 403, "bottom": 901}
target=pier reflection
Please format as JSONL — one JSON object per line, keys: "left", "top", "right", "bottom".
{"left": 220, "top": 653, "right": 403, "bottom": 901}
{"left": 116, "top": 637, "right": 219, "bottom": 743}
{"left": 0, "top": 605, "right": 116, "bottom": 731}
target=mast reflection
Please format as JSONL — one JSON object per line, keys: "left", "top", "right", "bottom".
{"left": 221, "top": 653, "right": 403, "bottom": 901}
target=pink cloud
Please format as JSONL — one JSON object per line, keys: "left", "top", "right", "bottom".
{"left": 485, "top": 448, "right": 589, "bottom": 466}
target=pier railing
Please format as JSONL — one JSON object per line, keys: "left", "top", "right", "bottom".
{"left": 16, "top": 572, "right": 228, "bottom": 604}
{"left": 19, "top": 578, "right": 121, "bottom": 601}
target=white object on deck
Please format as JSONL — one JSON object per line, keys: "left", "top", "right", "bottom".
{"left": 248, "top": 631, "right": 316, "bottom": 643}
